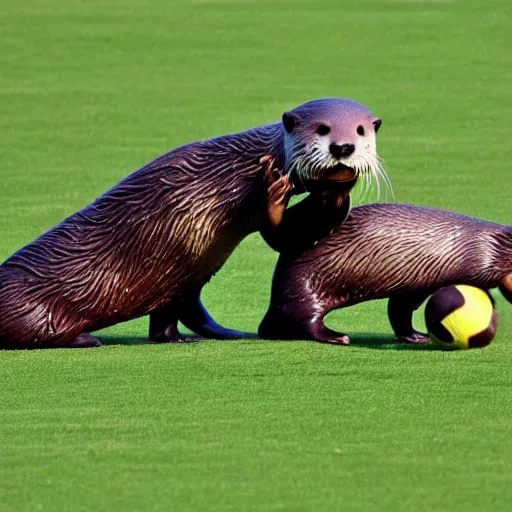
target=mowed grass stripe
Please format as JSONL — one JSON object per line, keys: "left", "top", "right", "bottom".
{"left": 3, "top": 343, "right": 512, "bottom": 510}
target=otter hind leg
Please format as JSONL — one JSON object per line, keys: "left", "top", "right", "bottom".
{"left": 148, "top": 293, "right": 247, "bottom": 343}
{"left": 387, "top": 292, "right": 430, "bottom": 344}
{"left": 259, "top": 303, "right": 350, "bottom": 345}
{"left": 148, "top": 303, "right": 186, "bottom": 343}
{"left": 179, "top": 293, "right": 248, "bottom": 340}
{"left": 305, "top": 314, "right": 351, "bottom": 345}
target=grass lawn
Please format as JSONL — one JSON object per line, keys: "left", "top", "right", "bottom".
{"left": 1, "top": 0, "right": 512, "bottom": 510}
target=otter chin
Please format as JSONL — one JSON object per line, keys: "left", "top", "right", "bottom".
{"left": 298, "top": 164, "right": 358, "bottom": 194}
{"left": 323, "top": 163, "right": 358, "bottom": 182}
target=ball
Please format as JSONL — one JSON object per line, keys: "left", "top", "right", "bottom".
{"left": 424, "top": 285, "right": 498, "bottom": 350}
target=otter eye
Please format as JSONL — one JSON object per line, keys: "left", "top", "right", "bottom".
{"left": 316, "top": 124, "right": 331, "bottom": 136}
{"left": 357, "top": 125, "right": 365, "bottom": 136}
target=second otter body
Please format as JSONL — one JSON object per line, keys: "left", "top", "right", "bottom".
{"left": 259, "top": 203, "right": 512, "bottom": 345}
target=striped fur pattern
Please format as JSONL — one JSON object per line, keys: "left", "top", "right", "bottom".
{"left": 260, "top": 203, "right": 512, "bottom": 343}
{"left": 0, "top": 123, "right": 283, "bottom": 347}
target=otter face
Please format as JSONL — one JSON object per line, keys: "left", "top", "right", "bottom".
{"left": 282, "top": 98, "right": 387, "bottom": 193}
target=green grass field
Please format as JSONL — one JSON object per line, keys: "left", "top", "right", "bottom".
{"left": 2, "top": 0, "right": 512, "bottom": 510}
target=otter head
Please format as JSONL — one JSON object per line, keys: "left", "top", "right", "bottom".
{"left": 281, "top": 98, "right": 384, "bottom": 193}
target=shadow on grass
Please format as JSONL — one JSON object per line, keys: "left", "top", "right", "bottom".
{"left": 97, "top": 332, "right": 439, "bottom": 350}
{"left": 96, "top": 332, "right": 261, "bottom": 346}
{"left": 96, "top": 335, "right": 148, "bottom": 346}
{"left": 348, "top": 333, "right": 438, "bottom": 351}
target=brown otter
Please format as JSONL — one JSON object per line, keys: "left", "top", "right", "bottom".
{"left": 259, "top": 203, "right": 512, "bottom": 345}
{"left": 0, "top": 98, "right": 384, "bottom": 349}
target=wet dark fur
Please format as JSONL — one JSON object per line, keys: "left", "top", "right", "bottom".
{"left": 259, "top": 203, "right": 512, "bottom": 344}
{"left": 0, "top": 124, "right": 291, "bottom": 348}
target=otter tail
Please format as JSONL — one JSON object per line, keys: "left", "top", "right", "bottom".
{"left": 495, "top": 228, "right": 512, "bottom": 303}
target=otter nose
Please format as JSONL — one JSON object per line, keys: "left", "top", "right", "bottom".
{"left": 329, "top": 143, "right": 355, "bottom": 159}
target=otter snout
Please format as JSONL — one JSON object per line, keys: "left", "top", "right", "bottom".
{"left": 329, "top": 143, "right": 355, "bottom": 159}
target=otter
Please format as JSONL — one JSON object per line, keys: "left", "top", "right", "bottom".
{"left": 258, "top": 203, "right": 512, "bottom": 345}
{"left": 0, "top": 98, "right": 384, "bottom": 349}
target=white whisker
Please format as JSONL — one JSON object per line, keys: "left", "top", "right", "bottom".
{"left": 286, "top": 135, "right": 392, "bottom": 203}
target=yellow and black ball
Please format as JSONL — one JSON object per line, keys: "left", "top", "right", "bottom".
{"left": 425, "top": 285, "right": 498, "bottom": 350}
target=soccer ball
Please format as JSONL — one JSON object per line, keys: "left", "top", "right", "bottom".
{"left": 425, "top": 285, "right": 497, "bottom": 350}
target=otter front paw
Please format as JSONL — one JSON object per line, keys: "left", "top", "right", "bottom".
{"left": 266, "top": 169, "right": 292, "bottom": 228}
{"left": 315, "top": 334, "right": 351, "bottom": 345}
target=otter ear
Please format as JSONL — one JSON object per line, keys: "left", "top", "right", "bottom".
{"left": 372, "top": 118, "right": 382, "bottom": 133}
{"left": 282, "top": 112, "right": 301, "bottom": 133}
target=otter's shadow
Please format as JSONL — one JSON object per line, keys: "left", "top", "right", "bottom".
{"left": 96, "top": 333, "right": 261, "bottom": 346}
{"left": 96, "top": 335, "right": 147, "bottom": 346}
{"left": 97, "top": 333, "right": 437, "bottom": 350}
{"left": 349, "top": 333, "right": 437, "bottom": 350}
